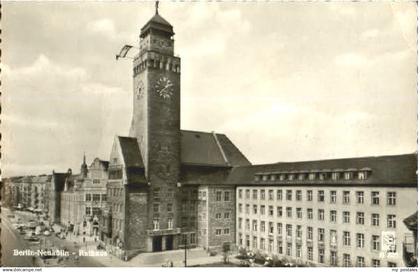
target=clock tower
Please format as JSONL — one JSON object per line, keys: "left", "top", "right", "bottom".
{"left": 129, "top": 4, "right": 182, "bottom": 251}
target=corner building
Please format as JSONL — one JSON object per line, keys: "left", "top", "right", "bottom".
{"left": 100, "top": 7, "right": 418, "bottom": 267}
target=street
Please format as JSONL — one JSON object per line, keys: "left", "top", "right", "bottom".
{"left": 1, "top": 209, "right": 104, "bottom": 267}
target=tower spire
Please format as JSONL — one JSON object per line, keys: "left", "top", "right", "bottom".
{"left": 155, "top": 0, "right": 159, "bottom": 15}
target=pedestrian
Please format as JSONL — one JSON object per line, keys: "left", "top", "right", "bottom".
{"left": 170, "top": 261, "right": 173, "bottom": 267}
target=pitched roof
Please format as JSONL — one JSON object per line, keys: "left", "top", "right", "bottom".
{"left": 117, "top": 136, "right": 144, "bottom": 168}
{"left": 180, "top": 130, "right": 251, "bottom": 167}
{"left": 140, "top": 13, "right": 174, "bottom": 38}
{"left": 227, "top": 153, "right": 417, "bottom": 187}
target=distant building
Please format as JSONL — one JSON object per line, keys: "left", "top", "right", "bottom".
{"left": 49, "top": 156, "right": 108, "bottom": 237}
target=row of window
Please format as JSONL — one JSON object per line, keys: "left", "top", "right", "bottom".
{"left": 254, "top": 169, "right": 370, "bottom": 182}
{"left": 215, "top": 228, "right": 231, "bottom": 235}
{"left": 107, "top": 187, "right": 123, "bottom": 198}
{"left": 215, "top": 212, "right": 230, "bottom": 219}
{"left": 85, "top": 193, "right": 107, "bottom": 202}
{"left": 238, "top": 210, "right": 396, "bottom": 228}
{"left": 238, "top": 235, "right": 396, "bottom": 267}
{"left": 239, "top": 228, "right": 395, "bottom": 253}
{"left": 152, "top": 218, "right": 174, "bottom": 230}
{"left": 85, "top": 206, "right": 101, "bottom": 216}
{"left": 216, "top": 191, "right": 231, "bottom": 202}
{"left": 238, "top": 189, "right": 397, "bottom": 206}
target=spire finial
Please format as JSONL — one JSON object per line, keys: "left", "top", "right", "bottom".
{"left": 155, "top": 0, "right": 159, "bottom": 15}
{"left": 83, "top": 152, "right": 86, "bottom": 164}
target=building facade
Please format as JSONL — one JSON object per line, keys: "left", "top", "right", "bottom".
{"left": 233, "top": 155, "right": 417, "bottom": 267}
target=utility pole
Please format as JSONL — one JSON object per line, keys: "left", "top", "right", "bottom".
{"left": 184, "top": 234, "right": 187, "bottom": 267}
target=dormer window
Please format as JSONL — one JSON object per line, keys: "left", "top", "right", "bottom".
{"left": 332, "top": 172, "right": 340, "bottom": 180}
{"left": 319, "top": 173, "right": 326, "bottom": 180}
{"left": 279, "top": 174, "right": 286, "bottom": 181}
{"left": 344, "top": 172, "right": 352, "bottom": 180}
{"left": 358, "top": 172, "right": 367, "bottom": 180}
{"left": 270, "top": 175, "right": 277, "bottom": 181}
{"left": 309, "top": 173, "right": 316, "bottom": 180}
{"left": 262, "top": 175, "right": 268, "bottom": 181}
{"left": 254, "top": 175, "right": 261, "bottom": 182}
{"left": 288, "top": 174, "right": 295, "bottom": 181}
{"left": 298, "top": 173, "right": 305, "bottom": 181}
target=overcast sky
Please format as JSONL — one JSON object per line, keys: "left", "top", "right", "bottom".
{"left": 2, "top": 1, "right": 417, "bottom": 177}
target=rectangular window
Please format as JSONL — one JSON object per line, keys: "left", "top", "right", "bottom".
{"left": 246, "top": 219, "right": 250, "bottom": 230}
{"left": 286, "top": 224, "right": 292, "bottom": 237}
{"left": 356, "top": 233, "right": 365, "bottom": 248}
{"left": 277, "top": 241, "right": 283, "bottom": 254}
{"left": 268, "top": 190, "right": 274, "bottom": 200}
{"left": 318, "top": 248, "right": 325, "bottom": 263}
{"left": 216, "top": 191, "right": 222, "bottom": 201}
{"left": 238, "top": 189, "right": 242, "bottom": 199}
{"left": 372, "top": 259, "right": 380, "bottom": 267}
{"left": 85, "top": 206, "right": 91, "bottom": 215}
{"left": 330, "top": 210, "right": 337, "bottom": 223}
{"left": 296, "top": 208, "right": 302, "bottom": 219}
{"left": 307, "top": 208, "right": 313, "bottom": 220}
{"left": 238, "top": 218, "right": 242, "bottom": 229}
{"left": 269, "top": 206, "right": 274, "bottom": 216}
{"left": 168, "top": 218, "right": 173, "bottom": 229}
{"left": 153, "top": 203, "right": 159, "bottom": 213}
{"left": 277, "top": 189, "right": 282, "bottom": 200}
{"left": 318, "top": 209, "right": 325, "bottom": 221}
{"left": 167, "top": 203, "right": 173, "bottom": 212}
{"left": 153, "top": 219, "right": 160, "bottom": 230}
{"left": 330, "top": 251, "right": 337, "bottom": 266}
{"left": 356, "top": 256, "right": 365, "bottom": 267}
{"left": 260, "top": 189, "right": 265, "bottom": 200}
{"left": 318, "top": 228, "right": 325, "bottom": 242}
{"left": 245, "top": 204, "right": 250, "bottom": 214}
{"left": 343, "top": 231, "right": 351, "bottom": 246}
{"left": 224, "top": 212, "right": 230, "bottom": 219}
{"left": 307, "top": 190, "right": 313, "bottom": 201}
{"left": 307, "top": 247, "right": 313, "bottom": 261}
{"left": 286, "top": 190, "right": 292, "bottom": 201}
{"left": 246, "top": 189, "right": 250, "bottom": 199}
{"left": 277, "top": 223, "right": 282, "bottom": 235}
{"left": 372, "top": 213, "right": 380, "bottom": 226}
{"left": 224, "top": 191, "right": 230, "bottom": 201}
{"left": 85, "top": 194, "right": 91, "bottom": 201}
{"left": 387, "top": 214, "right": 396, "bottom": 228}
{"left": 307, "top": 227, "right": 313, "bottom": 240}
{"left": 387, "top": 192, "right": 396, "bottom": 205}
{"left": 356, "top": 212, "right": 365, "bottom": 225}
{"left": 296, "top": 190, "right": 302, "bottom": 201}
{"left": 343, "top": 211, "right": 350, "bottom": 223}
{"left": 343, "top": 191, "right": 350, "bottom": 204}
{"left": 260, "top": 205, "right": 266, "bottom": 215}
{"left": 252, "top": 220, "right": 257, "bottom": 231}
{"left": 286, "top": 243, "right": 292, "bottom": 256}
{"left": 260, "top": 221, "right": 266, "bottom": 233}
{"left": 371, "top": 191, "right": 380, "bottom": 205}
{"left": 330, "top": 191, "right": 337, "bottom": 203}
{"left": 318, "top": 190, "right": 325, "bottom": 202}
{"left": 286, "top": 207, "right": 292, "bottom": 218}
{"left": 388, "top": 262, "right": 397, "bottom": 267}
{"left": 223, "top": 228, "right": 230, "bottom": 234}
{"left": 296, "top": 225, "right": 302, "bottom": 238}
{"left": 252, "top": 236, "right": 257, "bottom": 248}
{"left": 268, "top": 239, "right": 274, "bottom": 253}
{"left": 343, "top": 254, "right": 351, "bottom": 267}
{"left": 372, "top": 235, "right": 380, "bottom": 251}
{"left": 101, "top": 194, "right": 107, "bottom": 201}
{"left": 253, "top": 205, "right": 258, "bottom": 214}
{"left": 215, "top": 229, "right": 222, "bottom": 235}
{"left": 296, "top": 244, "right": 302, "bottom": 258}
{"left": 269, "top": 222, "right": 274, "bottom": 234}
{"left": 277, "top": 206, "right": 283, "bottom": 217}
{"left": 252, "top": 189, "right": 258, "bottom": 200}
{"left": 356, "top": 191, "right": 364, "bottom": 204}
{"left": 260, "top": 238, "right": 265, "bottom": 250}
{"left": 238, "top": 203, "right": 243, "bottom": 213}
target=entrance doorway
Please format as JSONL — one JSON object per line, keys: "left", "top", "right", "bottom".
{"left": 166, "top": 235, "right": 174, "bottom": 250}
{"left": 152, "top": 236, "right": 162, "bottom": 252}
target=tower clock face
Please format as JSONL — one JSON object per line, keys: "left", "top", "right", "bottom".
{"left": 136, "top": 80, "right": 144, "bottom": 100}
{"left": 155, "top": 77, "right": 174, "bottom": 99}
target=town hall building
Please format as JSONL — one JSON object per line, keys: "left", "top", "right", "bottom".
{"left": 96, "top": 6, "right": 418, "bottom": 268}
